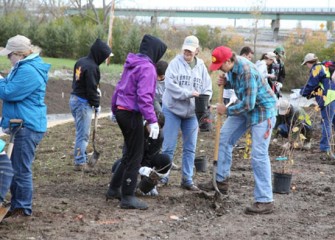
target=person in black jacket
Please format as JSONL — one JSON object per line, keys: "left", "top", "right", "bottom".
{"left": 69, "top": 38, "right": 112, "bottom": 171}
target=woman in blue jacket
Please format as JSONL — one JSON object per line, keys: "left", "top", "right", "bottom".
{"left": 0, "top": 35, "right": 50, "bottom": 221}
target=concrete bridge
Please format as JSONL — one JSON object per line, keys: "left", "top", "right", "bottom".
{"left": 66, "top": 6, "right": 335, "bottom": 39}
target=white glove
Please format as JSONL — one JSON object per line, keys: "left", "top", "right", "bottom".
{"left": 275, "top": 82, "right": 283, "bottom": 92}
{"left": 229, "top": 94, "right": 238, "bottom": 104}
{"left": 332, "top": 71, "right": 335, "bottom": 81}
{"left": 95, "top": 106, "right": 101, "bottom": 116}
{"left": 109, "top": 111, "right": 117, "bottom": 122}
{"left": 97, "top": 88, "right": 101, "bottom": 97}
{"left": 139, "top": 166, "right": 153, "bottom": 177}
{"left": 149, "top": 122, "right": 159, "bottom": 139}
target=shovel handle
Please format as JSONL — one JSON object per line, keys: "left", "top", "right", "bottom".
{"left": 213, "top": 84, "right": 224, "bottom": 161}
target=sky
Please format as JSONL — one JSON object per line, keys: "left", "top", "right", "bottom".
{"left": 97, "top": 0, "right": 335, "bottom": 29}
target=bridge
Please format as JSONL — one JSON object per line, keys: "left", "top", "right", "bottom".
{"left": 66, "top": 6, "right": 335, "bottom": 39}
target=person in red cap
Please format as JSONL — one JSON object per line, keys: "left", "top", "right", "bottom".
{"left": 199, "top": 46, "right": 278, "bottom": 215}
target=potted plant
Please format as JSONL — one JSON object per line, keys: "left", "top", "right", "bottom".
{"left": 273, "top": 121, "right": 308, "bottom": 194}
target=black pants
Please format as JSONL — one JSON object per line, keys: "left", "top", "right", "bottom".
{"left": 110, "top": 110, "right": 144, "bottom": 196}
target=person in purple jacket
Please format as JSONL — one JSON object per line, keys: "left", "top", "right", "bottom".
{"left": 108, "top": 34, "right": 167, "bottom": 210}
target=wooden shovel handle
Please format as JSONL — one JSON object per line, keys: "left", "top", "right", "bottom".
{"left": 214, "top": 84, "right": 224, "bottom": 161}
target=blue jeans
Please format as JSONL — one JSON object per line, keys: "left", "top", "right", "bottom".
{"left": 0, "top": 154, "right": 13, "bottom": 202}
{"left": 162, "top": 107, "right": 198, "bottom": 186}
{"left": 320, "top": 101, "right": 335, "bottom": 151}
{"left": 10, "top": 127, "right": 44, "bottom": 215}
{"left": 69, "top": 94, "right": 93, "bottom": 165}
{"left": 217, "top": 115, "right": 276, "bottom": 203}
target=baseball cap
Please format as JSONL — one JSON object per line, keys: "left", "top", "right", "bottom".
{"left": 182, "top": 35, "right": 199, "bottom": 52}
{"left": 265, "top": 52, "right": 277, "bottom": 63}
{"left": 209, "top": 46, "right": 233, "bottom": 71}
{"left": 0, "top": 35, "right": 32, "bottom": 56}
{"left": 278, "top": 99, "right": 290, "bottom": 115}
{"left": 301, "top": 53, "right": 318, "bottom": 66}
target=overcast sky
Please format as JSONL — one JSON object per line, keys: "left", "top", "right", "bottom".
{"left": 99, "top": 0, "right": 335, "bottom": 29}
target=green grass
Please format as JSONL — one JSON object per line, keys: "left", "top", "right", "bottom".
{"left": 0, "top": 56, "right": 124, "bottom": 83}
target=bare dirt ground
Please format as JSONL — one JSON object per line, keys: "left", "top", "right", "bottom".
{"left": 1, "top": 79, "right": 335, "bottom": 240}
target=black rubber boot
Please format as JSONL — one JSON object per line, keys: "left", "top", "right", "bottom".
{"left": 120, "top": 196, "right": 148, "bottom": 210}
{"left": 105, "top": 187, "right": 121, "bottom": 201}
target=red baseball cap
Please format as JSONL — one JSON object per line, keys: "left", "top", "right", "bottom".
{"left": 209, "top": 46, "right": 233, "bottom": 71}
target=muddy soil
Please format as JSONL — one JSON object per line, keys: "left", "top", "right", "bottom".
{"left": 0, "top": 79, "right": 334, "bottom": 240}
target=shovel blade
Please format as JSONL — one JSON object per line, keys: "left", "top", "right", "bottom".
{"left": 87, "top": 150, "right": 100, "bottom": 168}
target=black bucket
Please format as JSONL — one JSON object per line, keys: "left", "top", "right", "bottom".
{"left": 273, "top": 172, "right": 292, "bottom": 194}
{"left": 198, "top": 111, "right": 213, "bottom": 132}
{"left": 138, "top": 176, "right": 156, "bottom": 194}
{"left": 195, "top": 94, "right": 210, "bottom": 114}
{"left": 194, "top": 156, "right": 207, "bottom": 172}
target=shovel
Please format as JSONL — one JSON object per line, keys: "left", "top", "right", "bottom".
{"left": 7, "top": 119, "right": 24, "bottom": 159}
{"left": 212, "top": 84, "right": 224, "bottom": 195}
{"left": 87, "top": 112, "right": 100, "bottom": 168}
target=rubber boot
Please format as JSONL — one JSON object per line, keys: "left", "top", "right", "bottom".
{"left": 106, "top": 187, "right": 121, "bottom": 201}
{"left": 120, "top": 195, "right": 148, "bottom": 210}
{"left": 120, "top": 169, "right": 148, "bottom": 210}
{"left": 106, "top": 161, "right": 125, "bottom": 201}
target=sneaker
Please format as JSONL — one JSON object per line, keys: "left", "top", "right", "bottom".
{"left": 320, "top": 151, "right": 335, "bottom": 162}
{"left": 198, "top": 179, "right": 229, "bottom": 194}
{"left": 0, "top": 202, "right": 10, "bottom": 223}
{"left": 171, "top": 163, "right": 180, "bottom": 171}
{"left": 244, "top": 202, "right": 274, "bottom": 215}
{"left": 3, "top": 208, "right": 30, "bottom": 223}
{"left": 180, "top": 183, "right": 200, "bottom": 192}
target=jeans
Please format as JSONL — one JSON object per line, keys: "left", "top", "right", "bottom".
{"left": 10, "top": 127, "right": 44, "bottom": 215}
{"left": 0, "top": 154, "right": 13, "bottom": 202}
{"left": 69, "top": 94, "right": 93, "bottom": 165}
{"left": 320, "top": 101, "right": 335, "bottom": 151}
{"left": 162, "top": 107, "right": 198, "bottom": 186}
{"left": 217, "top": 115, "right": 276, "bottom": 203}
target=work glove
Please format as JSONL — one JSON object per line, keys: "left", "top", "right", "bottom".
{"left": 139, "top": 166, "right": 153, "bottom": 177}
{"left": 332, "top": 71, "right": 335, "bottom": 81}
{"left": 229, "top": 95, "right": 238, "bottom": 104}
{"left": 97, "top": 88, "right": 101, "bottom": 97}
{"left": 149, "top": 122, "right": 159, "bottom": 139}
{"left": 109, "top": 111, "right": 117, "bottom": 123}
{"left": 95, "top": 106, "right": 101, "bottom": 116}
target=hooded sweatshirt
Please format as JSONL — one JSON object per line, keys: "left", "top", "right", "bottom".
{"left": 71, "top": 38, "right": 112, "bottom": 107}
{"left": 0, "top": 53, "right": 50, "bottom": 132}
{"left": 162, "top": 54, "right": 212, "bottom": 118}
{"left": 111, "top": 35, "right": 167, "bottom": 124}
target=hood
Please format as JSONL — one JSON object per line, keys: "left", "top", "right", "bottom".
{"left": 88, "top": 38, "right": 112, "bottom": 65}
{"left": 139, "top": 34, "right": 167, "bottom": 64}
{"left": 123, "top": 53, "right": 150, "bottom": 69}
{"left": 24, "top": 53, "right": 51, "bottom": 83}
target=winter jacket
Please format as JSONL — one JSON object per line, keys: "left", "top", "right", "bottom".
{"left": 71, "top": 38, "right": 112, "bottom": 108}
{"left": 300, "top": 63, "right": 335, "bottom": 109}
{"left": 162, "top": 55, "right": 212, "bottom": 118}
{"left": 0, "top": 53, "right": 50, "bottom": 132}
{"left": 111, "top": 35, "right": 167, "bottom": 124}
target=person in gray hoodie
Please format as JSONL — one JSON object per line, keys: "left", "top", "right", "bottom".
{"left": 161, "top": 35, "right": 212, "bottom": 191}
{"left": 108, "top": 34, "right": 167, "bottom": 210}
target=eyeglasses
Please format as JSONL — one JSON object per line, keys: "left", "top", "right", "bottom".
{"left": 7, "top": 52, "right": 15, "bottom": 59}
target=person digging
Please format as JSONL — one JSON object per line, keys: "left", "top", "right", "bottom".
{"left": 198, "top": 46, "right": 277, "bottom": 215}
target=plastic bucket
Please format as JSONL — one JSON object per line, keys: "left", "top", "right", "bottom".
{"left": 273, "top": 172, "right": 292, "bottom": 194}
{"left": 194, "top": 156, "right": 207, "bottom": 172}
{"left": 138, "top": 176, "right": 156, "bottom": 194}
{"left": 195, "top": 94, "right": 210, "bottom": 114}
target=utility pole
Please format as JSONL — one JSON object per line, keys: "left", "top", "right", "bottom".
{"left": 106, "top": 0, "right": 115, "bottom": 65}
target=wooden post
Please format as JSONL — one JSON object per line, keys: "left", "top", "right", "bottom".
{"left": 106, "top": 0, "right": 115, "bottom": 65}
